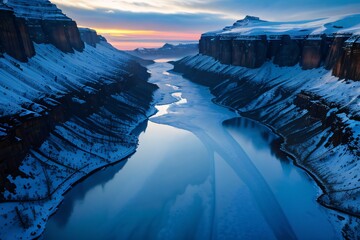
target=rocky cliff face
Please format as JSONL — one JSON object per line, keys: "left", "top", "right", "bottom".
{"left": 0, "top": 0, "right": 86, "bottom": 61}
{"left": 79, "top": 28, "right": 101, "bottom": 47}
{"left": 199, "top": 15, "right": 360, "bottom": 81}
{"left": 1, "top": 0, "right": 85, "bottom": 55}
{"left": 40, "top": 20, "right": 84, "bottom": 52}
{"left": 232, "top": 35, "right": 267, "bottom": 68}
{"left": 0, "top": 6, "right": 35, "bottom": 61}
{"left": 333, "top": 35, "right": 360, "bottom": 81}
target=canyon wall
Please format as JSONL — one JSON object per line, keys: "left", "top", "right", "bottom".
{"left": 0, "top": 1, "right": 159, "bottom": 238}
{"left": 199, "top": 32, "right": 360, "bottom": 81}
{"left": 0, "top": 0, "right": 85, "bottom": 62}
{"left": 79, "top": 28, "right": 101, "bottom": 47}
{"left": 0, "top": 60, "right": 154, "bottom": 198}
{"left": 38, "top": 19, "right": 84, "bottom": 52}
{"left": 0, "top": 7, "right": 35, "bottom": 61}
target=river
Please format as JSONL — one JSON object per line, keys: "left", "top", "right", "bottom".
{"left": 42, "top": 60, "right": 339, "bottom": 239}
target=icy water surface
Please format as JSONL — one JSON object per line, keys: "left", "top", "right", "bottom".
{"left": 43, "top": 61, "right": 339, "bottom": 239}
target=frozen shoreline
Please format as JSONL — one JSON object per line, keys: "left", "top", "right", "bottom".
{"left": 0, "top": 97, "right": 157, "bottom": 240}
{"left": 174, "top": 54, "right": 360, "bottom": 237}
{"left": 148, "top": 61, "right": 341, "bottom": 239}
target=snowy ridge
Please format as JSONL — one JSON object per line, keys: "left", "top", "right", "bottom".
{"left": 5, "top": 0, "right": 71, "bottom": 20}
{"left": 0, "top": 41, "right": 132, "bottom": 118}
{"left": 203, "top": 14, "right": 360, "bottom": 37}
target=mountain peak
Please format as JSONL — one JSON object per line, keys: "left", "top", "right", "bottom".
{"left": 234, "top": 15, "right": 266, "bottom": 25}
{"left": 222, "top": 15, "right": 266, "bottom": 31}
{"left": 243, "top": 15, "right": 261, "bottom": 21}
{"left": 162, "top": 43, "right": 174, "bottom": 48}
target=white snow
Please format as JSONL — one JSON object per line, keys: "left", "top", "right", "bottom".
{"left": 0, "top": 41, "right": 133, "bottom": 118}
{"left": 5, "top": 0, "right": 71, "bottom": 20}
{"left": 203, "top": 14, "right": 360, "bottom": 37}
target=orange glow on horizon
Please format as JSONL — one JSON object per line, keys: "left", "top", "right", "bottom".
{"left": 95, "top": 28, "right": 157, "bottom": 36}
{"left": 111, "top": 41, "right": 169, "bottom": 50}
{"left": 83, "top": 27, "right": 200, "bottom": 50}
{"left": 93, "top": 28, "right": 199, "bottom": 40}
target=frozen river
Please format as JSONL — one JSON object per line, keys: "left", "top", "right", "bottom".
{"left": 43, "top": 61, "right": 339, "bottom": 239}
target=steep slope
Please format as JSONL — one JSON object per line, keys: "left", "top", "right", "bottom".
{"left": 5, "top": 0, "right": 84, "bottom": 53}
{"left": 0, "top": 38, "right": 158, "bottom": 240}
{"left": 0, "top": 4, "right": 35, "bottom": 61}
{"left": 0, "top": 1, "right": 158, "bottom": 239}
{"left": 174, "top": 14, "right": 360, "bottom": 238}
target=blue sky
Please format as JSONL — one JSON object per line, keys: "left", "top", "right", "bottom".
{"left": 52, "top": 0, "right": 360, "bottom": 50}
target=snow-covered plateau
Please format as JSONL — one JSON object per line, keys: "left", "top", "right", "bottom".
{"left": 199, "top": 14, "right": 360, "bottom": 80}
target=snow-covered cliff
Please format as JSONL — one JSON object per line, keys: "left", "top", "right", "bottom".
{"left": 0, "top": 1, "right": 158, "bottom": 239}
{"left": 174, "top": 14, "right": 360, "bottom": 238}
{"left": 0, "top": 0, "right": 84, "bottom": 54}
{"left": 200, "top": 14, "right": 360, "bottom": 81}
{"left": 5, "top": 0, "right": 70, "bottom": 20}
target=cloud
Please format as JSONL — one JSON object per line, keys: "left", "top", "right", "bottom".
{"left": 53, "top": 0, "right": 360, "bottom": 20}
{"left": 52, "top": 0, "right": 360, "bottom": 50}
{"left": 58, "top": 5, "right": 232, "bottom": 32}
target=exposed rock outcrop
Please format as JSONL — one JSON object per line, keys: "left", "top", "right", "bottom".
{"left": 301, "top": 35, "right": 325, "bottom": 69}
{"left": 14, "top": 17, "right": 35, "bottom": 58}
{"left": 40, "top": 20, "right": 84, "bottom": 52}
{"left": 0, "top": 0, "right": 86, "bottom": 61}
{"left": 324, "top": 34, "right": 351, "bottom": 69}
{"left": 232, "top": 35, "right": 267, "bottom": 68}
{"left": 219, "top": 37, "right": 233, "bottom": 64}
{"left": 274, "top": 35, "right": 303, "bottom": 67}
{"left": 79, "top": 28, "right": 101, "bottom": 47}
{"left": 333, "top": 35, "right": 360, "bottom": 81}
{"left": 0, "top": 6, "right": 35, "bottom": 61}
{"left": 5, "top": 0, "right": 85, "bottom": 53}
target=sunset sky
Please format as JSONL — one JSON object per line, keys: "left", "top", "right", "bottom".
{"left": 52, "top": 0, "right": 360, "bottom": 50}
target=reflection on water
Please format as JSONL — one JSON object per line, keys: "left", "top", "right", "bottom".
{"left": 51, "top": 160, "right": 128, "bottom": 229}
{"left": 223, "top": 117, "right": 290, "bottom": 163}
{"left": 154, "top": 58, "right": 178, "bottom": 63}
{"left": 222, "top": 117, "right": 337, "bottom": 240}
{"left": 43, "top": 122, "right": 212, "bottom": 240}
{"left": 43, "top": 119, "right": 150, "bottom": 231}
{"left": 43, "top": 62, "right": 339, "bottom": 240}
